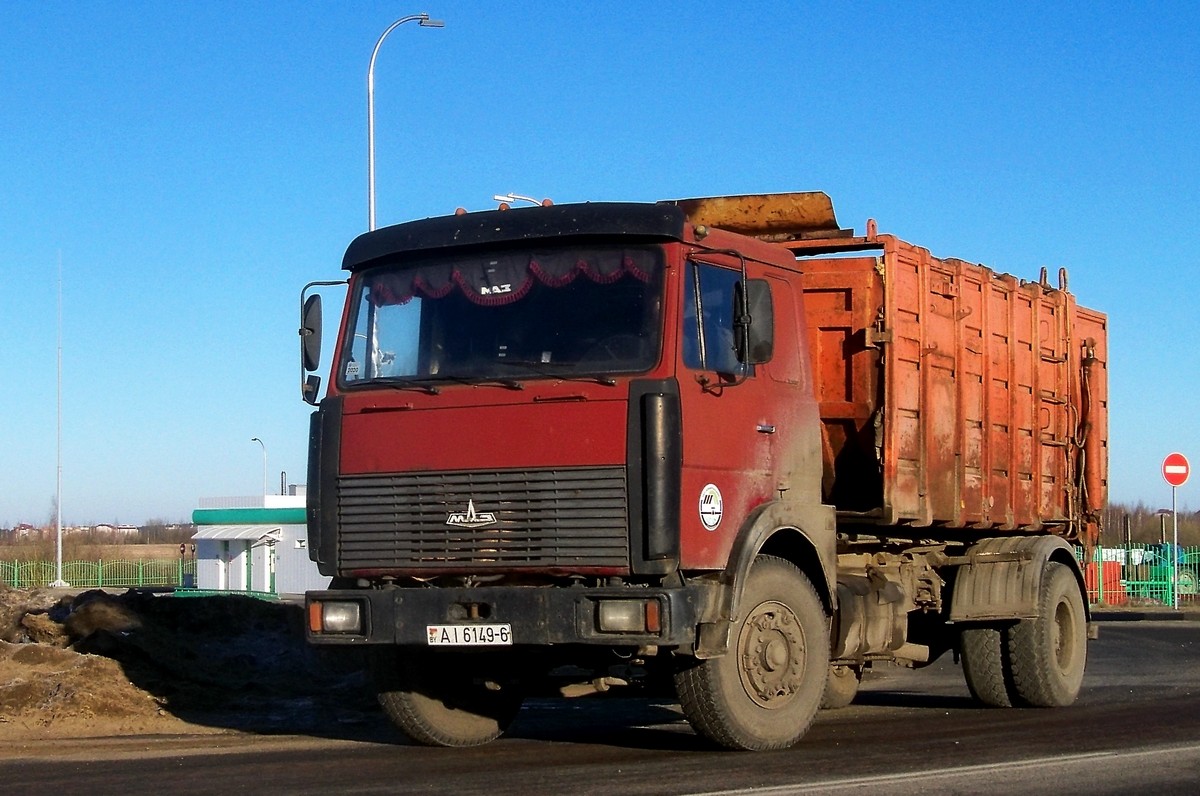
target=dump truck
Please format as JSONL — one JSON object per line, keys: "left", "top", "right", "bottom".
{"left": 300, "top": 192, "right": 1108, "bottom": 750}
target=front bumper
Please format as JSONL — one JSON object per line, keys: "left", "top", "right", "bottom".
{"left": 306, "top": 583, "right": 702, "bottom": 648}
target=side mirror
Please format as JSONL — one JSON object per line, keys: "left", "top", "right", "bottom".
{"left": 302, "top": 374, "right": 322, "bottom": 405}
{"left": 733, "top": 279, "right": 774, "bottom": 365}
{"left": 299, "top": 279, "right": 347, "bottom": 405}
{"left": 301, "top": 294, "right": 323, "bottom": 372}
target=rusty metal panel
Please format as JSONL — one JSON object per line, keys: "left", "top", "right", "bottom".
{"left": 665, "top": 192, "right": 842, "bottom": 238}
{"left": 1074, "top": 306, "right": 1108, "bottom": 545}
{"left": 798, "top": 255, "right": 884, "bottom": 513}
{"left": 797, "top": 234, "right": 1108, "bottom": 540}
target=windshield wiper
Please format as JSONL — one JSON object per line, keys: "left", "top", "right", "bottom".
{"left": 491, "top": 359, "right": 617, "bottom": 387}
{"left": 356, "top": 374, "right": 528, "bottom": 392}
{"left": 437, "top": 374, "right": 525, "bottom": 391}
{"left": 353, "top": 377, "right": 441, "bottom": 395}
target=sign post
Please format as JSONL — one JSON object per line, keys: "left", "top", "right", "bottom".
{"left": 1162, "top": 453, "right": 1190, "bottom": 609}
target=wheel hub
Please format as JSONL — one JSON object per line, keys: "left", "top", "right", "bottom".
{"left": 739, "top": 600, "right": 807, "bottom": 708}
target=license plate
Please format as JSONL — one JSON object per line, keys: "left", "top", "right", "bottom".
{"left": 426, "top": 623, "right": 513, "bottom": 646}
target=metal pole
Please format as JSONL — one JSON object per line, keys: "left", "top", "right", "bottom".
{"left": 51, "top": 252, "right": 68, "bottom": 588}
{"left": 1173, "top": 485, "right": 1179, "bottom": 610}
{"left": 367, "top": 12, "right": 444, "bottom": 231}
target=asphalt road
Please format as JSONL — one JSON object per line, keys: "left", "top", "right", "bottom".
{"left": 5, "top": 621, "right": 1199, "bottom": 796}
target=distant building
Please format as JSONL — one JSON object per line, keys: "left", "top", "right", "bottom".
{"left": 190, "top": 492, "right": 327, "bottom": 598}
{"left": 92, "top": 523, "right": 139, "bottom": 535}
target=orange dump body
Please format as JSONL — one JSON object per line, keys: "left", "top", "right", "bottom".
{"left": 790, "top": 233, "right": 1107, "bottom": 544}
{"left": 672, "top": 192, "right": 1108, "bottom": 545}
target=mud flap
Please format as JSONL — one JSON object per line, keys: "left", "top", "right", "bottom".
{"left": 950, "top": 536, "right": 1091, "bottom": 624}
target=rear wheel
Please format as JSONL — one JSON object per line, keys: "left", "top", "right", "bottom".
{"left": 820, "top": 664, "right": 863, "bottom": 710}
{"left": 675, "top": 555, "right": 828, "bottom": 751}
{"left": 960, "top": 625, "right": 1012, "bottom": 708}
{"left": 1007, "top": 561, "right": 1087, "bottom": 707}
{"left": 372, "top": 648, "right": 524, "bottom": 747}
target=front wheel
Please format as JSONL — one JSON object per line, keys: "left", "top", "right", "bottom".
{"left": 674, "top": 555, "right": 828, "bottom": 751}
{"left": 372, "top": 648, "right": 524, "bottom": 747}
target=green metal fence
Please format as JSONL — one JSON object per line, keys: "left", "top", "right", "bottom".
{"left": 0, "top": 559, "right": 196, "bottom": 589}
{"left": 5, "top": 548, "right": 1197, "bottom": 608}
{"left": 1078, "top": 543, "right": 1200, "bottom": 607}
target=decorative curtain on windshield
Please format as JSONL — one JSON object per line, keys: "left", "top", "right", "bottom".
{"left": 367, "top": 248, "right": 659, "bottom": 308}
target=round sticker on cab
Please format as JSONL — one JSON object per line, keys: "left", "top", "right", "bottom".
{"left": 699, "top": 484, "right": 723, "bottom": 531}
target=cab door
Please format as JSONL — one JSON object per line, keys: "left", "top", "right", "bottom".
{"left": 676, "top": 256, "right": 801, "bottom": 569}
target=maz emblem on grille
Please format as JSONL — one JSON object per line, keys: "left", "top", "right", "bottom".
{"left": 445, "top": 499, "right": 498, "bottom": 529}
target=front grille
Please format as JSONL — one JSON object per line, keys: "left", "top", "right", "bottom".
{"left": 336, "top": 467, "right": 629, "bottom": 570}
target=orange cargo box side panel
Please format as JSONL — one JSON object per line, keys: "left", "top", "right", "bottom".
{"left": 797, "top": 235, "right": 1107, "bottom": 540}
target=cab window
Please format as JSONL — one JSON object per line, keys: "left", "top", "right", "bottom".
{"left": 682, "top": 261, "right": 746, "bottom": 376}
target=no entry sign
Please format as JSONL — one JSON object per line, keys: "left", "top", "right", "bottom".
{"left": 1163, "top": 452, "right": 1190, "bottom": 488}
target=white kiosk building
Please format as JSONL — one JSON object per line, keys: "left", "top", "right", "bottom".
{"left": 191, "top": 493, "right": 328, "bottom": 598}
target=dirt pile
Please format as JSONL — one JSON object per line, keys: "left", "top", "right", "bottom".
{"left": 0, "top": 587, "right": 376, "bottom": 740}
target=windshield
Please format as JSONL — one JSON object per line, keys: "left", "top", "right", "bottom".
{"left": 339, "top": 244, "right": 664, "bottom": 387}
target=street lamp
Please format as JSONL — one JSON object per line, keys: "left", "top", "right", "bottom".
{"left": 1156, "top": 508, "right": 1171, "bottom": 545}
{"left": 367, "top": 12, "right": 445, "bottom": 231}
{"left": 251, "top": 437, "right": 267, "bottom": 498}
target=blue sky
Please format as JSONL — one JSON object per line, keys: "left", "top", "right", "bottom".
{"left": 2, "top": 1, "right": 1198, "bottom": 525}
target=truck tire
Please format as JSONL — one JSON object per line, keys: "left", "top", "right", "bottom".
{"left": 960, "top": 626, "right": 1012, "bottom": 708}
{"left": 372, "top": 648, "right": 523, "bottom": 747}
{"left": 1006, "top": 561, "right": 1087, "bottom": 707}
{"left": 674, "top": 555, "right": 827, "bottom": 751}
{"left": 820, "top": 664, "right": 863, "bottom": 710}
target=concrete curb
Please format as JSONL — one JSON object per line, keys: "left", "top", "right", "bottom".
{"left": 1091, "top": 608, "right": 1200, "bottom": 622}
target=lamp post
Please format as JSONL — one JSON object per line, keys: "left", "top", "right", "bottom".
{"left": 251, "top": 437, "right": 267, "bottom": 498}
{"left": 50, "top": 253, "right": 68, "bottom": 588}
{"left": 367, "top": 12, "right": 445, "bottom": 231}
{"left": 1157, "top": 509, "right": 1170, "bottom": 545}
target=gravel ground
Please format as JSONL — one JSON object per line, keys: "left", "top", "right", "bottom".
{"left": 0, "top": 586, "right": 378, "bottom": 741}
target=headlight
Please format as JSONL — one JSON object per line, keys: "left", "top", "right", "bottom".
{"left": 309, "top": 600, "right": 362, "bottom": 634}
{"left": 596, "top": 599, "right": 661, "bottom": 634}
